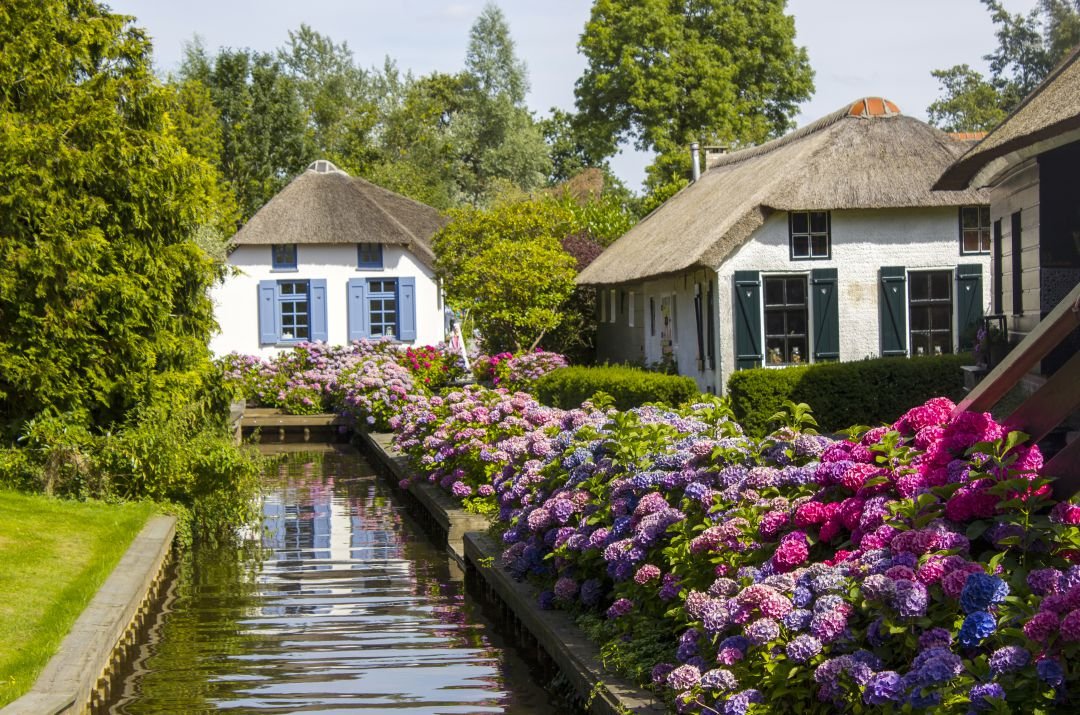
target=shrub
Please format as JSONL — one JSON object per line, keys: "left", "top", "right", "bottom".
{"left": 472, "top": 350, "right": 569, "bottom": 392}
{"left": 727, "top": 354, "right": 970, "bottom": 436}
{"left": 535, "top": 365, "right": 700, "bottom": 410}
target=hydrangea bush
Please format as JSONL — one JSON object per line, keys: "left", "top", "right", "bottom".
{"left": 472, "top": 349, "right": 569, "bottom": 392}
{"left": 391, "top": 391, "right": 1080, "bottom": 713}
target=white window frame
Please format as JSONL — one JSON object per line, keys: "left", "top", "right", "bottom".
{"left": 628, "top": 291, "right": 635, "bottom": 327}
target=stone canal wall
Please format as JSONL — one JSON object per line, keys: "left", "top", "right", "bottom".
{"left": 356, "top": 429, "right": 667, "bottom": 715}
{"left": 1, "top": 516, "right": 176, "bottom": 715}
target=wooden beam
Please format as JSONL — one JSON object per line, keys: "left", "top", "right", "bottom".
{"left": 955, "top": 280, "right": 1080, "bottom": 415}
{"left": 1005, "top": 350, "right": 1080, "bottom": 443}
{"left": 1048, "top": 438, "right": 1080, "bottom": 500}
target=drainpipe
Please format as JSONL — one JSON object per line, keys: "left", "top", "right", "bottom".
{"left": 690, "top": 142, "right": 700, "bottom": 182}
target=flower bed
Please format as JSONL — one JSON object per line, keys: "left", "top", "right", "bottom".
{"left": 391, "top": 391, "right": 1080, "bottom": 713}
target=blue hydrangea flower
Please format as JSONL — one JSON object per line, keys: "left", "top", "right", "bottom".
{"left": 1037, "top": 658, "right": 1065, "bottom": 687}
{"left": 960, "top": 573, "right": 1009, "bottom": 614}
{"left": 959, "top": 611, "right": 997, "bottom": 648}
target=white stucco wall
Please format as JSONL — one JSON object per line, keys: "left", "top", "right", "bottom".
{"left": 629, "top": 208, "right": 990, "bottom": 394}
{"left": 210, "top": 243, "right": 444, "bottom": 358}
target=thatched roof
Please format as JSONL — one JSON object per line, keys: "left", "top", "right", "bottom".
{"left": 936, "top": 46, "right": 1080, "bottom": 190}
{"left": 229, "top": 160, "right": 445, "bottom": 268}
{"left": 577, "top": 98, "right": 988, "bottom": 286}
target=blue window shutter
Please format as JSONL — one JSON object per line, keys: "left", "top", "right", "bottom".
{"left": 956, "top": 263, "right": 984, "bottom": 351}
{"left": 310, "top": 279, "right": 328, "bottom": 342}
{"left": 880, "top": 266, "right": 908, "bottom": 356}
{"left": 258, "top": 280, "right": 279, "bottom": 345}
{"left": 347, "top": 278, "right": 368, "bottom": 341}
{"left": 733, "top": 271, "right": 762, "bottom": 369}
{"left": 398, "top": 277, "right": 417, "bottom": 341}
{"left": 811, "top": 268, "right": 840, "bottom": 361}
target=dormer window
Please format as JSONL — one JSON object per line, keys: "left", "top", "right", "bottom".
{"left": 271, "top": 244, "right": 297, "bottom": 270}
{"left": 357, "top": 243, "right": 383, "bottom": 269}
{"left": 789, "top": 211, "right": 830, "bottom": 259}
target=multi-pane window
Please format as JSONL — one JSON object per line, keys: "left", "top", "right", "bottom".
{"left": 909, "top": 270, "right": 953, "bottom": 356}
{"left": 277, "top": 280, "right": 309, "bottom": 341}
{"left": 358, "top": 243, "right": 383, "bottom": 269}
{"left": 272, "top": 244, "right": 297, "bottom": 270}
{"left": 960, "top": 206, "right": 991, "bottom": 254}
{"left": 789, "top": 211, "right": 830, "bottom": 259}
{"left": 368, "top": 279, "right": 398, "bottom": 337}
{"left": 764, "top": 276, "right": 808, "bottom": 365}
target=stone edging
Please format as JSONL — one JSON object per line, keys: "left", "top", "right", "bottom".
{"left": 356, "top": 429, "right": 489, "bottom": 567}
{"left": 355, "top": 430, "right": 667, "bottom": 715}
{"left": 1, "top": 514, "right": 177, "bottom": 715}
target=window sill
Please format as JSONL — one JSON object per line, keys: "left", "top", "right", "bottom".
{"left": 788, "top": 255, "right": 831, "bottom": 261}
{"left": 356, "top": 267, "right": 385, "bottom": 272}
{"left": 270, "top": 268, "right": 299, "bottom": 273}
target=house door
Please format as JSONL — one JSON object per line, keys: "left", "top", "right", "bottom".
{"left": 659, "top": 295, "right": 676, "bottom": 366}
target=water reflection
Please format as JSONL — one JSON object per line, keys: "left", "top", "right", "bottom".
{"left": 110, "top": 447, "right": 555, "bottom": 714}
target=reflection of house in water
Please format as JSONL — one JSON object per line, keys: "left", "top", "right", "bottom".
{"left": 257, "top": 475, "right": 411, "bottom": 620}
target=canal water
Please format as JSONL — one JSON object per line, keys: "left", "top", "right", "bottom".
{"left": 108, "top": 447, "right": 557, "bottom": 714}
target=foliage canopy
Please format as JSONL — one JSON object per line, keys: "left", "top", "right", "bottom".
{"left": 0, "top": 0, "right": 230, "bottom": 438}
{"left": 573, "top": 0, "right": 814, "bottom": 184}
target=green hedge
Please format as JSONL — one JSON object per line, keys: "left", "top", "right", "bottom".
{"left": 535, "top": 365, "right": 701, "bottom": 410}
{"left": 727, "top": 354, "right": 971, "bottom": 436}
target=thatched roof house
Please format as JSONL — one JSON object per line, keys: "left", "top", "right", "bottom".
{"left": 230, "top": 160, "right": 444, "bottom": 269}
{"left": 578, "top": 98, "right": 987, "bottom": 286}
{"left": 211, "top": 160, "right": 451, "bottom": 356}
{"left": 936, "top": 46, "right": 1080, "bottom": 190}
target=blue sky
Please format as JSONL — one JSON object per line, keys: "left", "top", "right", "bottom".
{"left": 109, "top": 0, "right": 1039, "bottom": 191}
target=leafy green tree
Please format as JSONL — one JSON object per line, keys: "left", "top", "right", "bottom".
{"left": 179, "top": 42, "right": 314, "bottom": 221}
{"left": 453, "top": 3, "right": 551, "bottom": 204}
{"left": 433, "top": 200, "right": 577, "bottom": 351}
{"left": 926, "top": 65, "right": 1008, "bottom": 132}
{"left": 928, "top": 0, "right": 1080, "bottom": 131}
{"left": 278, "top": 24, "right": 380, "bottom": 171}
{"left": 573, "top": 0, "right": 814, "bottom": 175}
{"left": 0, "top": 0, "right": 227, "bottom": 437}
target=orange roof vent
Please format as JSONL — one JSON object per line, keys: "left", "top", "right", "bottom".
{"left": 848, "top": 97, "right": 901, "bottom": 118}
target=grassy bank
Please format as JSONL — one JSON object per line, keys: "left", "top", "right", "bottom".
{"left": 0, "top": 490, "right": 158, "bottom": 706}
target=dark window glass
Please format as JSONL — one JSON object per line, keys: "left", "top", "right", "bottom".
{"left": 357, "top": 243, "right": 383, "bottom": 268}
{"left": 960, "top": 206, "right": 991, "bottom": 254}
{"left": 909, "top": 270, "right": 952, "bottom": 355}
{"left": 272, "top": 244, "right": 297, "bottom": 270}
{"left": 789, "top": 211, "right": 830, "bottom": 259}
{"left": 764, "top": 275, "right": 808, "bottom": 365}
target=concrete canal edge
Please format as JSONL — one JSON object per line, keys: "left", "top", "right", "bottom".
{"left": 356, "top": 429, "right": 667, "bottom": 715}
{"left": 356, "top": 429, "right": 489, "bottom": 567}
{"left": 1, "top": 514, "right": 177, "bottom": 715}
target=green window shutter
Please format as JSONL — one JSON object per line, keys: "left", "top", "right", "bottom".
{"left": 733, "top": 271, "right": 762, "bottom": 369}
{"left": 811, "top": 268, "right": 839, "bottom": 361}
{"left": 880, "top": 266, "right": 908, "bottom": 356}
{"left": 956, "top": 263, "right": 984, "bottom": 351}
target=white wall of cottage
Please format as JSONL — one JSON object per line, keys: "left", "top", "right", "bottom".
{"left": 210, "top": 243, "right": 444, "bottom": 358}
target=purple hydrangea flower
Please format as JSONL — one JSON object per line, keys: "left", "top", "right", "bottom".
{"left": 785, "top": 634, "right": 822, "bottom": 663}
{"left": 894, "top": 580, "right": 928, "bottom": 618}
{"left": 745, "top": 618, "right": 780, "bottom": 645}
{"left": 968, "top": 682, "right": 1005, "bottom": 711}
{"left": 700, "top": 668, "right": 738, "bottom": 692}
{"left": 988, "top": 645, "right": 1030, "bottom": 675}
{"left": 863, "top": 671, "right": 904, "bottom": 705}
{"left": 606, "top": 597, "right": 633, "bottom": 619}
{"left": 666, "top": 664, "right": 701, "bottom": 691}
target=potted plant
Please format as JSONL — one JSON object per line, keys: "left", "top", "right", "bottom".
{"left": 974, "top": 322, "right": 1010, "bottom": 368}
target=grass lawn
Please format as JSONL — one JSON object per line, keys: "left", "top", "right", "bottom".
{"left": 0, "top": 490, "right": 158, "bottom": 706}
